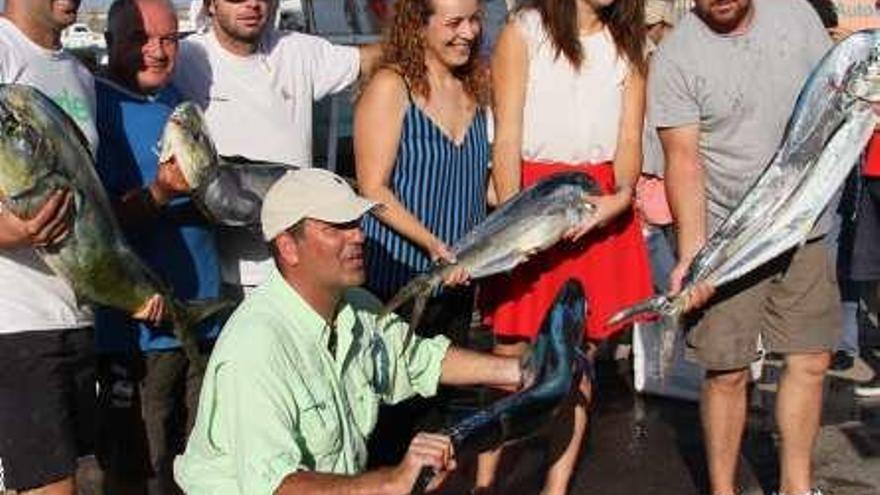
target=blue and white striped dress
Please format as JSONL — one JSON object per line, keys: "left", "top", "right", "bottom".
{"left": 363, "top": 103, "right": 489, "bottom": 300}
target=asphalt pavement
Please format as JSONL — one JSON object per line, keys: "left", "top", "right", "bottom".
{"left": 26, "top": 340, "right": 880, "bottom": 495}
{"left": 436, "top": 352, "right": 880, "bottom": 495}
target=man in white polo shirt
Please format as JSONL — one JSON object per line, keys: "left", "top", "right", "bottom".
{"left": 174, "top": 0, "right": 380, "bottom": 292}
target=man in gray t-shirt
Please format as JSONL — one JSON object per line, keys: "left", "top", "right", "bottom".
{"left": 648, "top": 1, "right": 838, "bottom": 495}
{"left": 650, "top": 0, "right": 830, "bottom": 232}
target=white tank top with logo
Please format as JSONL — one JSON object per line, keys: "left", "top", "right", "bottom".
{"left": 0, "top": 17, "right": 97, "bottom": 333}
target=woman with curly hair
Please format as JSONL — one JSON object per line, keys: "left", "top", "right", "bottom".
{"left": 356, "top": 0, "right": 489, "bottom": 309}
{"left": 354, "top": 0, "right": 490, "bottom": 465}
{"left": 475, "top": 0, "right": 652, "bottom": 493}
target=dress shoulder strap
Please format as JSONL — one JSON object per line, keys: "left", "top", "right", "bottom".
{"left": 382, "top": 65, "right": 415, "bottom": 103}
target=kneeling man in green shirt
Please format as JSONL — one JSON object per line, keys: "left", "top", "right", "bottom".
{"left": 174, "top": 168, "right": 525, "bottom": 494}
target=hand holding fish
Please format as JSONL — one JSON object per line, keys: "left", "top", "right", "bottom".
{"left": 148, "top": 156, "right": 191, "bottom": 207}
{"left": 668, "top": 259, "right": 715, "bottom": 313}
{"left": 427, "top": 238, "right": 455, "bottom": 264}
{"left": 0, "top": 189, "right": 72, "bottom": 248}
{"left": 564, "top": 186, "right": 633, "bottom": 242}
{"left": 392, "top": 432, "right": 456, "bottom": 494}
{"left": 441, "top": 266, "right": 470, "bottom": 287}
{"left": 131, "top": 294, "right": 166, "bottom": 326}
{"left": 428, "top": 239, "right": 470, "bottom": 287}
{"left": 828, "top": 27, "right": 853, "bottom": 44}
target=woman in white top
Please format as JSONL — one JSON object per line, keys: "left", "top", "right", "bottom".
{"left": 476, "top": 1, "right": 651, "bottom": 493}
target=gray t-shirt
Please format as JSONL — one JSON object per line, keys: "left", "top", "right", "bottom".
{"left": 647, "top": 0, "right": 831, "bottom": 233}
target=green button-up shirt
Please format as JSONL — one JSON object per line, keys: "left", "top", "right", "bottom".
{"left": 174, "top": 268, "right": 451, "bottom": 494}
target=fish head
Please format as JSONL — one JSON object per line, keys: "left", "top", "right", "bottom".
{"left": 569, "top": 192, "right": 598, "bottom": 225}
{"left": 562, "top": 176, "right": 600, "bottom": 225}
{"left": 834, "top": 29, "right": 880, "bottom": 107}
{"left": 0, "top": 85, "right": 57, "bottom": 200}
{"left": 851, "top": 35, "right": 880, "bottom": 104}
{"left": 158, "top": 101, "right": 218, "bottom": 190}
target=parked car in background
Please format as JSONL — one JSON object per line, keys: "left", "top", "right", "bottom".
{"left": 61, "top": 22, "right": 105, "bottom": 50}
{"left": 61, "top": 23, "right": 107, "bottom": 73}
{"left": 273, "top": 0, "right": 384, "bottom": 175}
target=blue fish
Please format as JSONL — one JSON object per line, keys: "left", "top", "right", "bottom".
{"left": 410, "top": 280, "right": 587, "bottom": 495}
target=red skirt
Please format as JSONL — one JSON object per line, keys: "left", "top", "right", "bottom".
{"left": 479, "top": 161, "right": 653, "bottom": 341}
{"left": 863, "top": 131, "right": 880, "bottom": 178}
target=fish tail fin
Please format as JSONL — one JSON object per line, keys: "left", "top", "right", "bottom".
{"left": 171, "top": 298, "right": 236, "bottom": 368}
{"left": 611, "top": 294, "right": 690, "bottom": 384}
{"left": 380, "top": 273, "right": 439, "bottom": 319}
{"left": 401, "top": 293, "right": 429, "bottom": 354}
{"left": 608, "top": 294, "right": 684, "bottom": 327}
{"left": 375, "top": 274, "right": 437, "bottom": 355}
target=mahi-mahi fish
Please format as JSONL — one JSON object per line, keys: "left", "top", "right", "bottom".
{"left": 609, "top": 30, "right": 880, "bottom": 370}
{"left": 0, "top": 84, "right": 230, "bottom": 363}
{"left": 159, "top": 102, "right": 295, "bottom": 227}
{"left": 381, "top": 171, "right": 599, "bottom": 342}
{"left": 410, "top": 280, "right": 587, "bottom": 495}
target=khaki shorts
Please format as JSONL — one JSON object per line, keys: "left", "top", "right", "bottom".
{"left": 686, "top": 239, "right": 842, "bottom": 371}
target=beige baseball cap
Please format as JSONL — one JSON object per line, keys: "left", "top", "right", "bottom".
{"left": 261, "top": 168, "right": 376, "bottom": 241}
{"left": 645, "top": 0, "right": 675, "bottom": 26}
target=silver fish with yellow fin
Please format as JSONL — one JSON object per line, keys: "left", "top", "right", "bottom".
{"left": 381, "top": 171, "right": 598, "bottom": 345}
{"left": 0, "top": 84, "right": 230, "bottom": 363}
{"left": 610, "top": 30, "right": 880, "bottom": 376}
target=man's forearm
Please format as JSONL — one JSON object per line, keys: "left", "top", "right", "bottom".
{"left": 439, "top": 346, "right": 521, "bottom": 388}
{"left": 276, "top": 467, "right": 400, "bottom": 495}
{"left": 660, "top": 125, "right": 707, "bottom": 261}
{"left": 666, "top": 160, "right": 706, "bottom": 261}
{"left": 358, "top": 43, "right": 383, "bottom": 78}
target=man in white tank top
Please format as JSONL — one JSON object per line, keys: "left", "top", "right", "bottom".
{"left": 0, "top": 1, "right": 98, "bottom": 493}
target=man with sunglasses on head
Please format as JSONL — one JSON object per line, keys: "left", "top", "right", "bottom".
{"left": 175, "top": 168, "right": 529, "bottom": 495}
{"left": 173, "top": 0, "right": 381, "bottom": 298}
{"left": 92, "top": 0, "right": 224, "bottom": 492}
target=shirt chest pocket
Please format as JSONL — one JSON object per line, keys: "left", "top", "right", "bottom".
{"left": 298, "top": 386, "right": 343, "bottom": 462}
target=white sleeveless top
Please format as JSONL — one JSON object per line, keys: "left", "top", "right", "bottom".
{"left": 518, "top": 10, "right": 629, "bottom": 164}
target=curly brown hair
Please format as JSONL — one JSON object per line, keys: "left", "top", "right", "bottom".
{"left": 381, "top": 0, "right": 490, "bottom": 105}
{"left": 521, "top": 0, "right": 647, "bottom": 75}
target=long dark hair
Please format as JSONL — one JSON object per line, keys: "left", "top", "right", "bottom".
{"left": 520, "top": 0, "right": 647, "bottom": 75}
